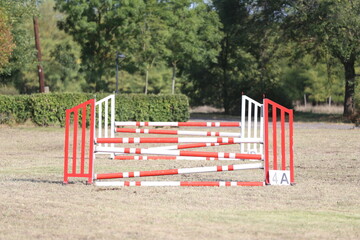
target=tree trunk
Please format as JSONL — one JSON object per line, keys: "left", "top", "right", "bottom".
{"left": 145, "top": 69, "right": 149, "bottom": 94}
{"left": 171, "top": 62, "right": 176, "bottom": 94}
{"left": 33, "top": 16, "right": 45, "bottom": 93}
{"left": 222, "top": 66, "right": 229, "bottom": 114}
{"left": 343, "top": 60, "right": 356, "bottom": 116}
{"left": 221, "top": 36, "right": 230, "bottom": 114}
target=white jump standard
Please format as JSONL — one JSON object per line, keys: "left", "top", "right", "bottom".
{"left": 63, "top": 94, "right": 294, "bottom": 186}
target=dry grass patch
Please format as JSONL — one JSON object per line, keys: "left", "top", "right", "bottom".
{"left": 0, "top": 124, "right": 359, "bottom": 239}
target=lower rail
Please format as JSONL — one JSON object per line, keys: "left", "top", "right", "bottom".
{"left": 95, "top": 181, "right": 265, "bottom": 187}
{"left": 95, "top": 163, "right": 263, "bottom": 179}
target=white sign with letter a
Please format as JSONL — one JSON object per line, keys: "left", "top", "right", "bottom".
{"left": 269, "top": 170, "right": 291, "bottom": 185}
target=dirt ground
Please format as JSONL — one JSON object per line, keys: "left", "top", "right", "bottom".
{"left": 0, "top": 122, "right": 359, "bottom": 240}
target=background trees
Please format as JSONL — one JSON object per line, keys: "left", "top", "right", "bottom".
{"left": 0, "top": 7, "right": 15, "bottom": 70}
{"left": 1, "top": 0, "right": 359, "bottom": 117}
{"left": 283, "top": 0, "right": 360, "bottom": 116}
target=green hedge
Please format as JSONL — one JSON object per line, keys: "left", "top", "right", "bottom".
{"left": 0, "top": 93, "right": 189, "bottom": 126}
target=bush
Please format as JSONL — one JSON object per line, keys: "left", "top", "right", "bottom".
{"left": 116, "top": 94, "right": 189, "bottom": 122}
{"left": 0, "top": 93, "right": 189, "bottom": 126}
{"left": 0, "top": 95, "right": 31, "bottom": 124}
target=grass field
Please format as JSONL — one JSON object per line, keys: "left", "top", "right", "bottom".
{"left": 0, "top": 119, "right": 359, "bottom": 239}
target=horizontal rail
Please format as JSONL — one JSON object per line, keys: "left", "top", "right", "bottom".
{"left": 95, "top": 163, "right": 263, "bottom": 179}
{"left": 115, "top": 121, "right": 241, "bottom": 127}
{"left": 146, "top": 142, "right": 234, "bottom": 150}
{"left": 116, "top": 128, "right": 241, "bottom": 137}
{"left": 95, "top": 181, "right": 265, "bottom": 187}
{"left": 96, "top": 146, "right": 263, "bottom": 160}
{"left": 113, "top": 155, "right": 242, "bottom": 161}
{"left": 96, "top": 137, "right": 263, "bottom": 144}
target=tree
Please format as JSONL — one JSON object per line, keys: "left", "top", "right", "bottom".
{"left": 0, "top": 8, "right": 15, "bottom": 70}
{"left": 37, "top": 0, "right": 84, "bottom": 92}
{"left": 0, "top": 0, "right": 38, "bottom": 93}
{"left": 284, "top": 0, "right": 360, "bottom": 116}
{"left": 55, "top": 0, "right": 144, "bottom": 92}
{"left": 130, "top": 0, "right": 170, "bottom": 94}
{"left": 164, "top": 0, "right": 222, "bottom": 94}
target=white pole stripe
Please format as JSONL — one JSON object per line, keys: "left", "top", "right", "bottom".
{"left": 98, "top": 137, "right": 263, "bottom": 144}
{"left": 94, "top": 181, "right": 265, "bottom": 187}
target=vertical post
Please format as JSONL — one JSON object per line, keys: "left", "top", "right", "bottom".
{"left": 272, "top": 106, "right": 277, "bottom": 170}
{"left": 64, "top": 110, "right": 70, "bottom": 184}
{"left": 72, "top": 112, "right": 78, "bottom": 174}
{"left": 241, "top": 95, "right": 246, "bottom": 153}
{"left": 281, "top": 111, "right": 286, "bottom": 170}
{"left": 289, "top": 110, "right": 294, "bottom": 184}
{"left": 33, "top": 16, "right": 45, "bottom": 93}
{"left": 264, "top": 100, "right": 269, "bottom": 184}
{"left": 254, "top": 104, "right": 258, "bottom": 153}
{"left": 111, "top": 95, "right": 115, "bottom": 158}
{"left": 98, "top": 104, "right": 102, "bottom": 147}
{"left": 115, "top": 52, "right": 119, "bottom": 93}
{"left": 88, "top": 100, "right": 95, "bottom": 184}
{"left": 105, "top": 101, "right": 109, "bottom": 147}
{"left": 260, "top": 105, "right": 264, "bottom": 156}
{"left": 247, "top": 100, "right": 252, "bottom": 153}
{"left": 80, "top": 107, "right": 87, "bottom": 174}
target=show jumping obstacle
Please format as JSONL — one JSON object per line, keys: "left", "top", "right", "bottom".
{"left": 63, "top": 94, "right": 294, "bottom": 187}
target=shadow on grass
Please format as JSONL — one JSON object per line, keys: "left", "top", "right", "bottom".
{"left": 191, "top": 111, "right": 352, "bottom": 124}
{"left": 10, "top": 178, "right": 87, "bottom": 185}
{"left": 190, "top": 112, "right": 240, "bottom": 121}
{"left": 294, "top": 111, "right": 351, "bottom": 123}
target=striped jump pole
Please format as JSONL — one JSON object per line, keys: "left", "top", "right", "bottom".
{"left": 95, "top": 163, "right": 263, "bottom": 179}
{"left": 95, "top": 181, "right": 265, "bottom": 187}
{"left": 95, "top": 146, "right": 263, "bottom": 160}
{"left": 113, "top": 155, "right": 241, "bottom": 161}
{"left": 115, "top": 121, "right": 241, "bottom": 127}
{"left": 96, "top": 137, "right": 262, "bottom": 144}
{"left": 116, "top": 128, "right": 241, "bottom": 137}
{"left": 147, "top": 142, "right": 235, "bottom": 150}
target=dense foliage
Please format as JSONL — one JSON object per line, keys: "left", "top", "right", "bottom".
{"left": 0, "top": 93, "right": 189, "bottom": 126}
{"left": 0, "top": 0, "right": 359, "bottom": 119}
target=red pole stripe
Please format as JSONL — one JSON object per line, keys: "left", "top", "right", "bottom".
{"left": 97, "top": 137, "right": 238, "bottom": 144}
{"left": 116, "top": 122, "right": 241, "bottom": 127}
{"left": 116, "top": 128, "right": 239, "bottom": 137}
